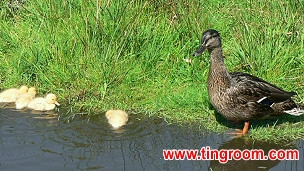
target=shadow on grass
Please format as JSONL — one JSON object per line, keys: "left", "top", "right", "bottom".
{"left": 210, "top": 103, "right": 304, "bottom": 130}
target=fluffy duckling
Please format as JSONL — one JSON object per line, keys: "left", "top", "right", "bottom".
{"left": 105, "top": 110, "right": 129, "bottom": 129}
{"left": 15, "top": 87, "right": 37, "bottom": 110}
{"left": 27, "top": 93, "right": 60, "bottom": 111}
{"left": 0, "top": 85, "right": 29, "bottom": 102}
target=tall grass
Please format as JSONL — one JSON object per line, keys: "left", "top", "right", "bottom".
{"left": 0, "top": 0, "right": 303, "bottom": 141}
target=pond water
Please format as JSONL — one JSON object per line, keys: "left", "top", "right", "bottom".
{"left": 0, "top": 107, "right": 303, "bottom": 171}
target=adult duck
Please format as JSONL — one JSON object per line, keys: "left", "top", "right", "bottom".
{"left": 193, "top": 29, "right": 304, "bottom": 135}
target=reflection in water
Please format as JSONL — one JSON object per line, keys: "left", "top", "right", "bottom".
{"left": 0, "top": 107, "right": 303, "bottom": 171}
{"left": 208, "top": 138, "right": 297, "bottom": 171}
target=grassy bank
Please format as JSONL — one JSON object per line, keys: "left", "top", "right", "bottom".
{"left": 0, "top": 0, "right": 303, "bottom": 141}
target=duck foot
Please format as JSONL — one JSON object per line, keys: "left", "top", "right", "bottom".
{"left": 227, "top": 121, "right": 250, "bottom": 137}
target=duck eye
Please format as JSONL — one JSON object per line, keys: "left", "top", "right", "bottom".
{"left": 202, "top": 39, "right": 208, "bottom": 46}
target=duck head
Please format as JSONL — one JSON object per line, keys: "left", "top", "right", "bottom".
{"left": 193, "top": 29, "right": 221, "bottom": 56}
{"left": 28, "top": 87, "right": 37, "bottom": 95}
{"left": 20, "top": 85, "right": 29, "bottom": 93}
{"left": 45, "top": 93, "right": 60, "bottom": 106}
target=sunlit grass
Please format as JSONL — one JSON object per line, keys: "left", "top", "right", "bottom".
{"left": 0, "top": 0, "right": 303, "bottom": 141}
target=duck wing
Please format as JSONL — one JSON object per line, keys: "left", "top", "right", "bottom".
{"left": 228, "top": 72, "right": 296, "bottom": 106}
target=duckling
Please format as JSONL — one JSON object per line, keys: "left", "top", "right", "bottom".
{"left": 0, "top": 85, "right": 29, "bottom": 102}
{"left": 15, "top": 87, "right": 37, "bottom": 110}
{"left": 27, "top": 93, "right": 60, "bottom": 111}
{"left": 193, "top": 29, "right": 304, "bottom": 135}
{"left": 105, "top": 110, "right": 129, "bottom": 129}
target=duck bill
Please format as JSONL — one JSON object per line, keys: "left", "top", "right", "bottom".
{"left": 55, "top": 101, "right": 60, "bottom": 106}
{"left": 193, "top": 45, "right": 206, "bottom": 57}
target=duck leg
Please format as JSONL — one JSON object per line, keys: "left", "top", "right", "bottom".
{"left": 228, "top": 121, "right": 250, "bottom": 136}
{"left": 242, "top": 121, "right": 250, "bottom": 134}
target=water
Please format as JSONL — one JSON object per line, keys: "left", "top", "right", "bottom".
{"left": 0, "top": 107, "right": 303, "bottom": 171}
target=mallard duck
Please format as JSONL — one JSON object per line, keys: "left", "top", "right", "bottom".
{"left": 0, "top": 85, "right": 29, "bottom": 102}
{"left": 27, "top": 93, "right": 60, "bottom": 111}
{"left": 105, "top": 110, "right": 129, "bottom": 129}
{"left": 193, "top": 29, "right": 304, "bottom": 135}
{"left": 15, "top": 87, "right": 37, "bottom": 109}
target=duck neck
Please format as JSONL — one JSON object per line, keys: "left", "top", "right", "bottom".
{"left": 208, "top": 47, "right": 231, "bottom": 89}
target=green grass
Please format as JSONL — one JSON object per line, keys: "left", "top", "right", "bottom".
{"left": 0, "top": 0, "right": 303, "bottom": 141}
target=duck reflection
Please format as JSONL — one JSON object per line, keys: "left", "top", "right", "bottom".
{"left": 209, "top": 137, "right": 297, "bottom": 171}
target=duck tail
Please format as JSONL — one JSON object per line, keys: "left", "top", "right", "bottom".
{"left": 284, "top": 106, "right": 304, "bottom": 116}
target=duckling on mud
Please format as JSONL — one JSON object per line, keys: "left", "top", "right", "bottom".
{"left": 27, "top": 93, "right": 60, "bottom": 111}
{"left": 15, "top": 87, "right": 37, "bottom": 110}
{"left": 0, "top": 85, "right": 29, "bottom": 102}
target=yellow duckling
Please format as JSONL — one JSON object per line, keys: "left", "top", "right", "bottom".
{"left": 27, "top": 93, "right": 60, "bottom": 111}
{"left": 105, "top": 110, "right": 129, "bottom": 129}
{"left": 15, "top": 87, "right": 37, "bottom": 110}
{"left": 0, "top": 85, "right": 29, "bottom": 102}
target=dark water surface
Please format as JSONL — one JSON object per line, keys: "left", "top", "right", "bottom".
{"left": 0, "top": 107, "right": 303, "bottom": 171}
